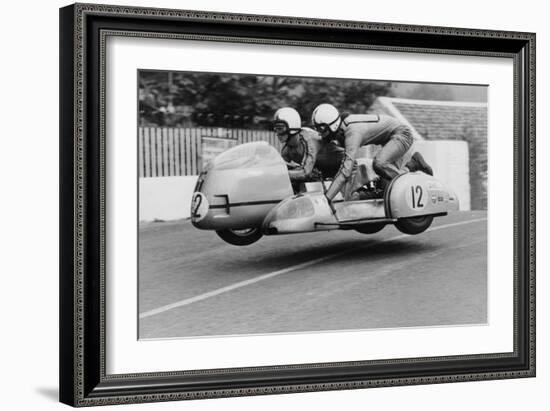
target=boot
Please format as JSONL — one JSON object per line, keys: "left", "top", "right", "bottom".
{"left": 406, "top": 152, "right": 433, "bottom": 176}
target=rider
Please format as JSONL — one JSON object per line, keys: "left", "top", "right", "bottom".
{"left": 311, "top": 103, "right": 431, "bottom": 201}
{"left": 273, "top": 107, "right": 344, "bottom": 191}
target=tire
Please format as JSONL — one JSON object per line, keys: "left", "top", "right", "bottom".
{"left": 355, "top": 223, "right": 386, "bottom": 234}
{"left": 216, "top": 228, "right": 263, "bottom": 246}
{"left": 394, "top": 215, "right": 434, "bottom": 235}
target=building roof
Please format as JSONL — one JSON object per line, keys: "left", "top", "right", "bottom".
{"left": 370, "top": 96, "right": 487, "bottom": 141}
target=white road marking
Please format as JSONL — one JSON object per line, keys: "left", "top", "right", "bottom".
{"left": 139, "top": 217, "right": 487, "bottom": 319}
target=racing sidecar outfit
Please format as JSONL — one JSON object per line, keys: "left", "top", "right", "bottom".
{"left": 325, "top": 114, "right": 414, "bottom": 201}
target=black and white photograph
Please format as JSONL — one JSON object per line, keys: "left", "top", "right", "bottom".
{"left": 2, "top": 0, "right": 545, "bottom": 408}
{"left": 52, "top": 0, "right": 537, "bottom": 408}
{"left": 137, "top": 70, "right": 488, "bottom": 340}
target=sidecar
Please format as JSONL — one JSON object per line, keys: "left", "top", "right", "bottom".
{"left": 262, "top": 172, "right": 459, "bottom": 237}
{"left": 191, "top": 141, "right": 459, "bottom": 245}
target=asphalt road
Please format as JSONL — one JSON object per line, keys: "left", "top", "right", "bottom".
{"left": 138, "top": 211, "right": 487, "bottom": 339}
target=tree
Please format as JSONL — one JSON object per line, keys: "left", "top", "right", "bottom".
{"left": 139, "top": 71, "right": 393, "bottom": 128}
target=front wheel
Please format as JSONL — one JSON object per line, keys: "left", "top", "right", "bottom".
{"left": 395, "top": 215, "right": 434, "bottom": 235}
{"left": 355, "top": 223, "right": 386, "bottom": 234}
{"left": 216, "top": 228, "right": 263, "bottom": 246}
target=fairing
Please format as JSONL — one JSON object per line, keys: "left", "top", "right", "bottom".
{"left": 385, "top": 172, "right": 459, "bottom": 218}
{"left": 191, "top": 142, "right": 293, "bottom": 230}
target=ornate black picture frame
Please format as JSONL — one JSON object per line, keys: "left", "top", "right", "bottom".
{"left": 59, "top": 3, "right": 535, "bottom": 407}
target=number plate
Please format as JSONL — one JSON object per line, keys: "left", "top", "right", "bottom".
{"left": 191, "top": 192, "right": 209, "bottom": 222}
{"left": 407, "top": 184, "right": 426, "bottom": 210}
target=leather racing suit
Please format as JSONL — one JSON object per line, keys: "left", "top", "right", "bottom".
{"left": 325, "top": 114, "right": 414, "bottom": 201}
{"left": 281, "top": 127, "right": 345, "bottom": 188}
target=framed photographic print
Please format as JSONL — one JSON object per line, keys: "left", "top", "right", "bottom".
{"left": 59, "top": 3, "right": 535, "bottom": 407}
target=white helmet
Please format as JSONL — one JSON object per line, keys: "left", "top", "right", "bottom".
{"left": 311, "top": 103, "right": 341, "bottom": 134}
{"left": 273, "top": 107, "right": 301, "bottom": 141}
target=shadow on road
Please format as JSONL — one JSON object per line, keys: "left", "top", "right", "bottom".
{"left": 213, "top": 237, "right": 440, "bottom": 276}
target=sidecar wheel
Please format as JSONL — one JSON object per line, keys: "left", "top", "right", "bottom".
{"left": 216, "top": 228, "right": 263, "bottom": 246}
{"left": 395, "top": 215, "right": 434, "bottom": 235}
{"left": 355, "top": 223, "right": 386, "bottom": 234}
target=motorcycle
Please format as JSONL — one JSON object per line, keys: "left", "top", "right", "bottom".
{"left": 191, "top": 141, "right": 459, "bottom": 246}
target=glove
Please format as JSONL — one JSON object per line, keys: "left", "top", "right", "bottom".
{"left": 310, "top": 168, "right": 323, "bottom": 181}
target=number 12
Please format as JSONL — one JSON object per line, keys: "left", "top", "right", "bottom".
{"left": 411, "top": 185, "right": 424, "bottom": 208}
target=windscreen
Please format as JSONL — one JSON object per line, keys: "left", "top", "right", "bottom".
{"left": 209, "top": 141, "right": 283, "bottom": 170}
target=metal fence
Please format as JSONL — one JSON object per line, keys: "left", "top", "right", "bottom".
{"left": 138, "top": 127, "right": 280, "bottom": 177}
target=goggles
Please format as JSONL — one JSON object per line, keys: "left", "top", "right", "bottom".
{"left": 273, "top": 122, "right": 289, "bottom": 134}
{"left": 313, "top": 116, "right": 340, "bottom": 133}
{"left": 314, "top": 123, "right": 330, "bottom": 133}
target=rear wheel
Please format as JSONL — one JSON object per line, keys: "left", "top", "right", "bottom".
{"left": 395, "top": 215, "right": 434, "bottom": 235}
{"left": 355, "top": 223, "right": 386, "bottom": 234}
{"left": 216, "top": 228, "right": 263, "bottom": 246}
